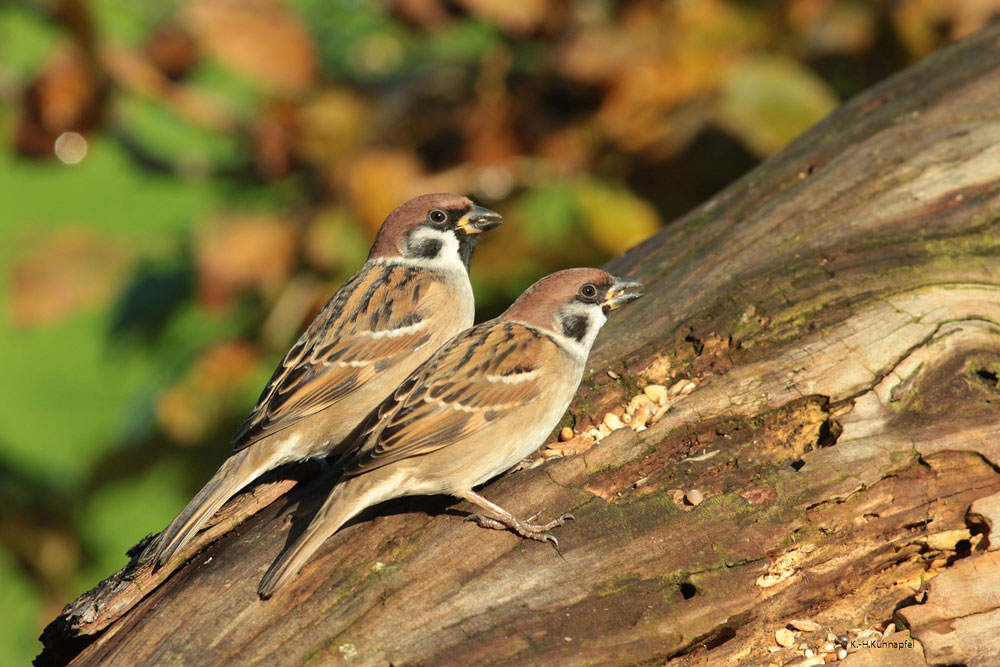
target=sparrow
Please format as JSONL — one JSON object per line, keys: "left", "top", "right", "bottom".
{"left": 257, "top": 268, "right": 643, "bottom": 598}
{"left": 147, "top": 193, "right": 502, "bottom": 570}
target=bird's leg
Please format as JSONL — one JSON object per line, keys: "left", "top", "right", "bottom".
{"left": 508, "top": 456, "right": 544, "bottom": 473}
{"left": 460, "top": 490, "right": 574, "bottom": 547}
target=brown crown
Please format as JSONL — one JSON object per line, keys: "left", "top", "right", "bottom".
{"left": 502, "top": 268, "right": 615, "bottom": 333}
{"left": 368, "top": 193, "right": 473, "bottom": 258}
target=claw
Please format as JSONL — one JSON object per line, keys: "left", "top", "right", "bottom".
{"left": 544, "top": 533, "right": 566, "bottom": 558}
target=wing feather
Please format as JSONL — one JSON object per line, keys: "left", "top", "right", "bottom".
{"left": 341, "top": 321, "right": 552, "bottom": 475}
{"left": 231, "top": 264, "right": 439, "bottom": 451}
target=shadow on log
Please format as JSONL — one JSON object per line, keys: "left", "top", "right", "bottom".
{"left": 39, "top": 23, "right": 1000, "bottom": 667}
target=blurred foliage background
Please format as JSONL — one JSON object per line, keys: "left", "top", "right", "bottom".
{"left": 1, "top": 0, "right": 996, "bottom": 660}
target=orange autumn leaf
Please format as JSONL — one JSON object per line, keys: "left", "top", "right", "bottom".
{"left": 194, "top": 214, "right": 298, "bottom": 310}
{"left": 157, "top": 340, "right": 260, "bottom": 444}
{"left": 9, "top": 228, "right": 132, "bottom": 328}
{"left": 345, "top": 151, "right": 427, "bottom": 234}
{"left": 16, "top": 45, "right": 105, "bottom": 157}
{"left": 183, "top": 0, "right": 316, "bottom": 96}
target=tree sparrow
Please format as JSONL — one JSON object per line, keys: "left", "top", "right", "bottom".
{"left": 148, "top": 193, "right": 502, "bottom": 570}
{"left": 258, "top": 268, "right": 642, "bottom": 598}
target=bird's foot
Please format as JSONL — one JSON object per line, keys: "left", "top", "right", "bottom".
{"left": 467, "top": 510, "right": 574, "bottom": 548}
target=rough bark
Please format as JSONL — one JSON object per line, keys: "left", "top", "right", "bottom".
{"left": 39, "top": 23, "right": 1000, "bottom": 667}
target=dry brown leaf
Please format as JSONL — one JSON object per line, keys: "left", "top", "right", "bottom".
{"left": 464, "top": 48, "right": 520, "bottom": 166}
{"left": 393, "top": 0, "right": 456, "bottom": 27}
{"left": 16, "top": 45, "right": 104, "bottom": 157}
{"left": 8, "top": 228, "right": 132, "bottom": 328}
{"left": 157, "top": 340, "right": 259, "bottom": 444}
{"left": 295, "top": 89, "right": 372, "bottom": 170}
{"left": 191, "top": 339, "right": 259, "bottom": 390}
{"left": 100, "top": 43, "right": 236, "bottom": 133}
{"left": 787, "top": 0, "right": 876, "bottom": 55}
{"left": 194, "top": 214, "right": 298, "bottom": 310}
{"left": 253, "top": 102, "right": 299, "bottom": 180}
{"left": 345, "top": 150, "right": 427, "bottom": 234}
{"left": 183, "top": 0, "right": 316, "bottom": 96}
{"left": 145, "top": 24, "right": 199, "bottom": 80}
{"left": 579, "top": 0, "right": 760, "bottom": 155}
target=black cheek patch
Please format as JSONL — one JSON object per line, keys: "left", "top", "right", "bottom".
{"left": 407, "top": 235, "right": 443, "bottom": 259}
{"left": 561, "top": 314, "right": 590, "bottom": 342}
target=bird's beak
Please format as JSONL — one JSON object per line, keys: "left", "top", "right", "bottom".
{"left": 602, "top": 276, "right": 644, "bottom": 310}
{"left": 457, "top": 204, "right": 503, "bottom": 234}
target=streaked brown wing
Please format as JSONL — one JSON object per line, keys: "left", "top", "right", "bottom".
{"left": 231, "top": 264, "right": 441, "bottom": 451}
{"left": 342, "top": 321, "right": 551, "bottom": 476}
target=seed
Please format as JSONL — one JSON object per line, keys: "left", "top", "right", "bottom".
{"left": 629, "top": 394, "right": 653, "bottom": 411}
{"left": 775, "top": 628, "right": 795, "bottom": 647}
{"left": 791, "top": 619, "right": 822, "bottom": 633}
{"left": 643, "top": 384, "right": 668, "bottom": 403}
{"left": 603, "top": 413, "right": 626, "bottom": 431}
{"left": 632, "top": 406, "right": 651, "bottom": 429}
{"left": 685, "top": 489, "right": 704, "bottom": 506}
{"left": 559, "top": 427, "right": 574, "bottom": 442}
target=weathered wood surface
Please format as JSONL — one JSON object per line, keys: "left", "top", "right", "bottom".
{"left": 39, "top": 23, "right": 1000, "bottom": 667}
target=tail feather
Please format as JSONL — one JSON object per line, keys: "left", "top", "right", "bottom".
{"left": 258, "top": 478, "right": 372, "bottom": 599}
{"left": 149, "top": 449, "right": 259, "bottom": 570}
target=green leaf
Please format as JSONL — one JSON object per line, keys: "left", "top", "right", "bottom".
{"left": 0, "top": 4, "right": 61, "bottom": 78}
{"left": 114, "top": 94, "right": 244, "bottom": 172}
{"left": 74, "top": 461, "right": 189, "bottom": 589}
{"left": 0, "top": 310, "right": 157, "bottom": 487}
{"left": 715, "top": 55, "right": 839, "bottom": 157}
{"left": 0, "top": 546, "right": 43, "bottom": 665}
{"left": 574, "top": 182, "right": 661, "bottom": 256}
{"left": 516, "top": 185, "right": 578, "bottom": 245}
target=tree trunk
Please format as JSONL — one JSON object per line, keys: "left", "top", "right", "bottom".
{"left": 39, "top": 24, "right": 1000, "bottom": 667}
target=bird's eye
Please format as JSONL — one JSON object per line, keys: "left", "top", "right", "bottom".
{"left": 428, "top": 209, "right": 448, "bottom": 226}
{"left": 579, "top": 284, "right": 598, "bottom": 301}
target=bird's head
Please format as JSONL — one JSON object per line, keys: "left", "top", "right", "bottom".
{"left": 369, "top": 193, "right": 502, "bottom": 272}
{"left": 502, "top": 268, "right": 643, "bottom": 354}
